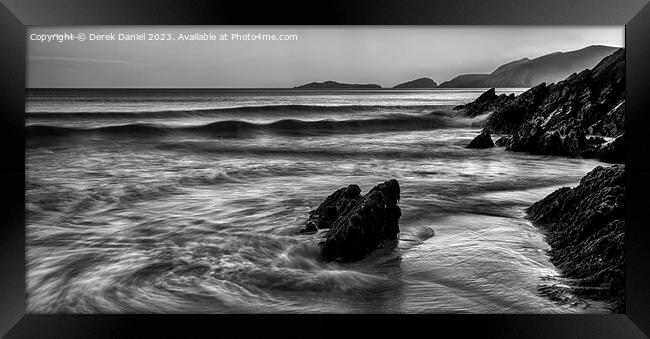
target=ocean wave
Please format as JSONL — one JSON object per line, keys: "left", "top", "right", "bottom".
{"left": 27, "top": 112, "right": 482, "bottom": 139}
{"left": 27, "top": 104, "right": 443, "bottom": 119}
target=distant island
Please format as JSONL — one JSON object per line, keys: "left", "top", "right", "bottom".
{"left": 294, "top": 81, "right": 382, "bottom": 89}
{"left": 438, "top": 45, "right": 618, "bottom": 88}
{"left": 393, "top": 77, "right": 438, "bottom": 89}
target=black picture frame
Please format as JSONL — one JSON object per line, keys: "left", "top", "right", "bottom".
{"left": 1, "top": 1, "right": 649, "bottom": 338}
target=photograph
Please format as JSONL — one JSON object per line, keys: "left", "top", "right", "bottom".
{"left": 25, "top": 26, "right": 625, "bottom": 314}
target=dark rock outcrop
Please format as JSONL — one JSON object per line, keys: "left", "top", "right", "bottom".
{"left": 468, "top": 48, "right": 625, "bottom": 162}
{"left": 393, "top": 77, "right": 438, "bottom": 89}
{"left": 305, "top": 179, "right": 402, "bottom": 262}
{"left": 295, "top": 81, "right": 381, "bottom": 89}
{"left": 527, "top": 165, "right": 625, "bottom": 312}
{"left": 454, "top": 88, "right": 516, "bottom": 117}
{"left": 466, "top": 130, "right": 495, "bottom": 148}
{"left": 439, "top": 45, "right": 618, "bottom": 88}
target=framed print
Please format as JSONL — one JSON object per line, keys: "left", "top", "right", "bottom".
{"left": 1, "top": 0, "right": 649, "bottom": 338}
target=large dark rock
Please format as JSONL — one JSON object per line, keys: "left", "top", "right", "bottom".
{"left": 477, "top": 48, "right": 625, "bottom": 159}
{"left": 312, "top": 179, "right": 402, "bottom": 262}
{"left": 454, "top": 88, "right": 516, "bottom": 117}
{"left": 466, "top": 130, "right": 495, "bottom": 148}
{"left": 527, "top": 165, "right": 625, "bottom": 312}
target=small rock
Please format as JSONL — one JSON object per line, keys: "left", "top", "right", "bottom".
{"left": 494, "top": 135, "right": 512, "bottom": 147}
{"left": 466, "top": 130, "right": 495, "bottom": 149}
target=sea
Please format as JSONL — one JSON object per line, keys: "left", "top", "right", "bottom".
{"left": 25, "top": 88, "right": 609, "bottom": 313}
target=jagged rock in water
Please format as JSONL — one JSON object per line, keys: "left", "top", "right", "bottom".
{"left": 466, "top": 130, "right": 495, "bottom": 149}
{"left": 299, "top": 184, "right": 362, "bottom": 233}
{"left": 453, "top": 88, "right": 516, "bottom": 117}
{"left": 316, "top": 179, "right": 402, "bottom": 262}
{"left": 494, "top": 135, "right": 512, "bottom": 147}
{"left": 527, "top": 165, "right": 625, "bottom": 312}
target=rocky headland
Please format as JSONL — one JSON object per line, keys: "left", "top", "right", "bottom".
{"left": 464, "top": 48, "right": 625, "bottom": 163}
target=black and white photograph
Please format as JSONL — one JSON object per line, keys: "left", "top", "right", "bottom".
{"left": 25, "top": 26, "right": 625, "bottom": 314}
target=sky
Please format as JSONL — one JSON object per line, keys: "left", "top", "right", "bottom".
{"left": 26, "top": 26, "right": 623, "bottom": 88}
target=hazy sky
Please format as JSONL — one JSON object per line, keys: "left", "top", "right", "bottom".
{"left": 27, "top": 26, "right": 623, "bottom": 88}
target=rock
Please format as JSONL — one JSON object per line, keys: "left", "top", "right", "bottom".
{"left": 494, "top": 135, "right": 512, "bottom": 147}
{"left": 393, "top": 77, "right": 438, "bottom": 89}
{"left": 484, "top": 83, "right": 548, "bottom": 134}
{"left": 587, "top": 136, "right": 607, "bottom": 145}
{"left": 299, "top": 184, "right": 362, "bottom": 233}
{"left": 317, "top": 179, "right": 402, "bottom": 262}
{"left": 527, "top": 165, "right": 625, "bottom": 312}
{"left": 595, "top": 133, "right": 625, "bottom": 163}
{"left": 506, "top": 123, "right": 588, "bottom": 156}
{"left": 454, "top": 88, "right": 516, "bottom": 117}
{"left": 506, "top": 122, "right": 544, "bottom": 152}
{"left": 588, "top": 102, "right": 624, "bottom": 137}
{"left": 466, "top": 130, "right": 495, "bottom": 149}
